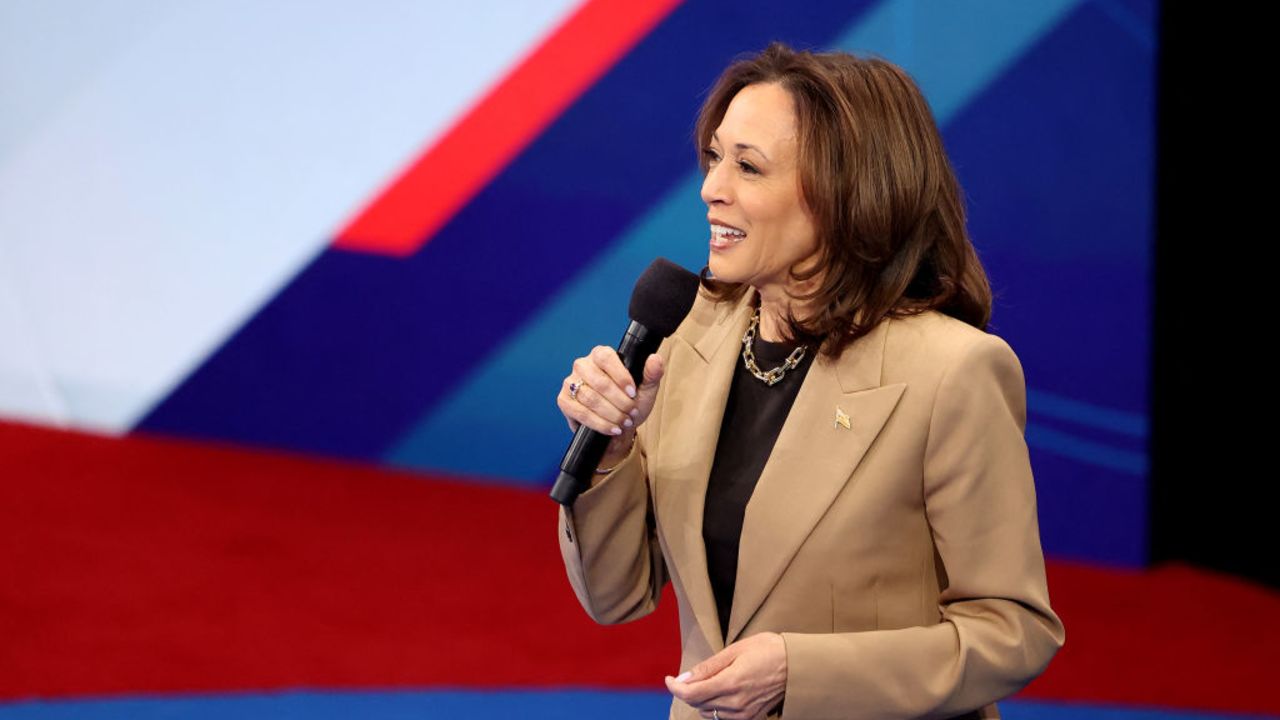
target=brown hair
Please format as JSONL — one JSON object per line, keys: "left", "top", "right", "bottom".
{"left": 694, "top": 42, "right": 993, "bottom": 359}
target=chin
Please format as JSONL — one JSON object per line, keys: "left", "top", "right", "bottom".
{"left": 707, "top": 256, "right": 741, "bottom": 283}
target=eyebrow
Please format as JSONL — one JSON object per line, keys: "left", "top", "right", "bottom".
{"left": 711, "top": 132, "right": 770, "bottom": 162}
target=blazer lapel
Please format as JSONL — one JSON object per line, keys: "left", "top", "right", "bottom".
{"left": 654, "top": 290, "right": 755, "bottom": 653}
{"left": 725, "top": 308, "right": 906, "bottom": 644}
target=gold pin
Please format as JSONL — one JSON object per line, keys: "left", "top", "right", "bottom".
{"left": 834, "top": 406, "right": 851, "bottom": 430}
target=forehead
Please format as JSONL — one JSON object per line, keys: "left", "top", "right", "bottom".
{"left": 715, "top": 82, "right": 798, "bottom": 153}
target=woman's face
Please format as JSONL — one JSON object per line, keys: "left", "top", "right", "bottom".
{"left": 701, "top": 82, "right": 820, "bottom": 303}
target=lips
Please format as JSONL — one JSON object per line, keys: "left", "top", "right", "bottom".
{"left": 709, "top": 220, "right": 746, "bottom": 250}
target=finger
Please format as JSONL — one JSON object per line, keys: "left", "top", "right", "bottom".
{"left": 630, "top": 353, "right": 666, "bottom": 423}
{"left": 641, "top": 352, "right": 665, "bottom": 387}
{"left": 665, "top": 674, "right": 716, "bottom": 708}
{"left": 572, "top": 356, "right": 635, "bottom": 419}
{"left": 694, "top": 695, "right": 745, "bottom": 720}
{"left": 558, "top": 389, "right": 625, "bottom": 436}
{"left": 559, "top": 377, "right": 579, "bottom": 432}
{"left": 634, "top": 353, "right": 665, "bottom": 406}
{"left": 694, "top": 697, "right": 744, "bottom": 720}
{"left": 569, "top": 361, "right": 632, "bottom": 425}
{"left": 573, "top": 383, "right": 632, "bottom": 431}
{"left": 592, "top": 345, "right": 639, "bottom": 400}
{"left": 664, "top": 675, "right": 693, "bottom": 703}
{"left": 669, "top": 672, "right": 733, "bottom": 707}
{"left": 688, "top": 647, "right": 737, "bottom": 683}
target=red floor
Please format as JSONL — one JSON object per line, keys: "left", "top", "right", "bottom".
{"left": 2, "top": 419, "right": 1276, "bottom": 714}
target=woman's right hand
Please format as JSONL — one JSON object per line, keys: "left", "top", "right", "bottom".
{"left": 558, "top": 346, "right": 665, "bottom": 464}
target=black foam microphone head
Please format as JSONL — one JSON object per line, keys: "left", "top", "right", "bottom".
{"left": 628, "top": 258, "right": 700, "bottom": 337}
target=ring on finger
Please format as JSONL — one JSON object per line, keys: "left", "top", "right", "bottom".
{"left": 712, "top": 710, "right": 720, "bottom": 720}
{"left": 568, "top": 378, "right": 582, "bottom": 401}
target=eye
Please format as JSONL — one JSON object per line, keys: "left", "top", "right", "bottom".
{"left": 702, "top": 147, "right": 721, "bottom": 165}
{"left": 737, "top": 161, "right": 760, "bottom": 175}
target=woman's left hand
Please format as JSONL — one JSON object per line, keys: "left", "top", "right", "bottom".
{"left": 664, "top": 632, "right": 787, "bottom": 720}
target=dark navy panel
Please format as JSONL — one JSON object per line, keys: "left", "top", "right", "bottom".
{"left": 943, "top": 2, "right": 1154, "bottom": 564}
{"left": 138, "top": 0, "right": 879, "bottom": 459}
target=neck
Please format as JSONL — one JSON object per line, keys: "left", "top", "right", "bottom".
{"left": 757, "top": 306, "right": 790, "bottom": 343}
{"left": 755, "top": 286, "right": 805, "bottom": 343}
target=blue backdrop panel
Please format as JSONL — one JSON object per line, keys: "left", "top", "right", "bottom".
{"left": 137, "top": 0, "right": 878, "bottom": 461}
{"left": 137, "top": 0, "right": 1156, "bottom": 567}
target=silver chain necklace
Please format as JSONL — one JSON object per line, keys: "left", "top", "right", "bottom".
{"left": 741, "top": 306, "right": 808, "bottom": 386}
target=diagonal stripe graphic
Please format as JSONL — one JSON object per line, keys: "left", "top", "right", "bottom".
{"left": 334, "top": 0, "right": 683, "bottom": 256}
{"left": 138, "top": 0, "right": 879, "bottom": 465}
{"left": 391, "top": 0, "right": 1088, "bottom": 484}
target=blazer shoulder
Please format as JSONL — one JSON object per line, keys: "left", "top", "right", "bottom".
{"left": 884, "top": 309, "right": 1021, "bottom": 384}
{"left": 669, "top": 286, "right": 747, "bottom": 346}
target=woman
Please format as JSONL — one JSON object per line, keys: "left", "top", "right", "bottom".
{"left": 555, "top": 43, "right": 1063, "bottom": 720}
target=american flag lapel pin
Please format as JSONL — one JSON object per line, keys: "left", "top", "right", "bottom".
{"left": 834, "top": 406, "right": 851, "bottom": 430}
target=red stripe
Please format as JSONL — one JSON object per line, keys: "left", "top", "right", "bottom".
{"left": 4, "top": 418, "right": 1278, "bottom": 714}
{"left": 0, "top": 419, "right": 679, "bottom": 699}
{"left": 333, "top": 0, "right": 682, "bottom": 257}
{"left": 1020, "top": 559, "right": 1280, "bottom": 713}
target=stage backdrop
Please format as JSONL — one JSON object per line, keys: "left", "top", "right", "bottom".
{"left": 0, "top": 0, "right": 1154, "bottom": 566}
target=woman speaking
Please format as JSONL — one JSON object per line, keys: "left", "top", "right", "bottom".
{"left": 555, "top": 43, "right": 1064, "bottom": 720}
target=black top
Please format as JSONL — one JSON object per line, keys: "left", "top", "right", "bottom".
{"left": 702, "top": 325, "right": 814, "bottom": 641}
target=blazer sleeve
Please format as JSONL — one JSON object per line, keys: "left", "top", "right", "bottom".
{"left": 556, "top": 340, "right": 673, "bottom": 625}
{"left": 779, "top": 333, "right": 1066, "bottom": 719}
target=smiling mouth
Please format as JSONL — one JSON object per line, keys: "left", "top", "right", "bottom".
{"left": 710, "top": 223, "right": 746, "bottom": 249}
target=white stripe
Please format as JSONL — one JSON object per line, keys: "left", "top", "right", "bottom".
{"left": 0, "top": 0, "right": 583, "bottom": 430}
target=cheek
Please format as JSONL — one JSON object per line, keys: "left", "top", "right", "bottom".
{"left": 757, "top": 190, "right": 815, "bottom": 255}
{"left": 787, "top": 214, "right": 819, "bottom": 259}
{"left": 761, "top": 215, "right": 812, "bottom": 262}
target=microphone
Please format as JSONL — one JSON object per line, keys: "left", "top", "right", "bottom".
{"left": 549, "top": 258, "right": 700, "bottom": 506}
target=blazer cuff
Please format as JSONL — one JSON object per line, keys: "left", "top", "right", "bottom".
{"left": 559, "top": 435, "right": 647, "bottom": 555}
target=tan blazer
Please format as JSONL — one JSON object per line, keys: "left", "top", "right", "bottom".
{"left": 558, "top": 285, "right": 1064, "bottom": 720}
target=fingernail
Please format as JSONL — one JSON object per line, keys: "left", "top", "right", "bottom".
{"left": 624, "top": 418, "right": 633, "bottom": 428}
{"left": 675, "top": 671, "right": 692, "bottom": 682}
{"left": 630, "top": 408, "right": 639, "bottom": 419}
{"left": 611, "top": 426, "right": 622, "bottom": 435}
{"left": 626, "top": 385, "right": 636, "bottom": 398}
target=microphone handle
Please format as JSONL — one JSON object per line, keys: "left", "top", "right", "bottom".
{"left": 549, "top": 320, "right": 660, "bottom": 506}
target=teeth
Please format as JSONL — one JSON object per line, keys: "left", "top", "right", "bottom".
{"left": 711, "top": 224, "right": 746, "bottom": 239}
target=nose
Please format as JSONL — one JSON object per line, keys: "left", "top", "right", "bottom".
{"left": 700, "top": 160, "right": 731, "bottom": 207}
